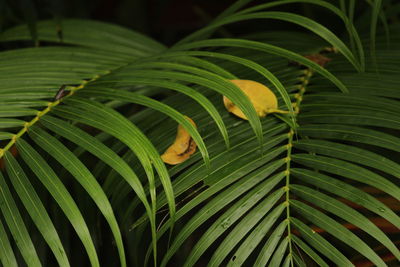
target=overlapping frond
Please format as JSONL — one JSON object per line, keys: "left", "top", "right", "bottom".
{"left": 0, "top": 1, "right": 399, "bottom": 267}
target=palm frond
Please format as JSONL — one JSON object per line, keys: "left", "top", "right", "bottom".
{"left": 0, "top": 1, "right": 399, "bottom": 266}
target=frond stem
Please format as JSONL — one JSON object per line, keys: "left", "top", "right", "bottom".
{"left": 0, "top": 73, "right": 107, "bottom": 159}
{"left": 285, "top": 67, "right": 313, "bottom": 266}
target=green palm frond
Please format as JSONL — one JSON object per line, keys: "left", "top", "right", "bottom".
{"left": 0, "top": 1, "right": 399, "bottom": 266}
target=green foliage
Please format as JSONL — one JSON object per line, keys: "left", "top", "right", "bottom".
{"left": 0, "top": 1, "right": 399, "bottom": 266}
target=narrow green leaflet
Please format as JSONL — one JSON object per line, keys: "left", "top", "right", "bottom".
{"left": 4, "top": 152, "right": 70, "bottom": 267}
{"left": 54, "top": 99, "right": 155, "bottom": 194}
{"left": 39, "top": 115, "right": 152, "bottom": 222}
{"left": 320, "top": 73, "right": 400, "bottom": 98}
{"left": 291, "top": 200, "right": 386, "bottom": 266}
{"left": 291, "top": 185, "right": 400, "bottom": 260}
{"left": 236, "top": 0, "right": 365, "bottom": 70}
{"left": 292, "top": 235, "right": 329, "bottom": 267}
{"left": 291, "top": 218, "right": 353, "bottom": 266}
{"left": 227, "top": 203, "right": 286, "bottom": 266}
{"left": 304, "top": 92, "right": 400, "bottom": 111}
{"left": 173, "top": 39, "right": 348, "bottom": 93}
{"left": 176, "top": 11, "right": 361, "bottom": 71}
{"left": 294, "top": 139, "right": 400, "bottom": 179}
{"left": 0, "top": 47, "right": 128, "bottom": 73}
{"left": 0, "top": 217, "right": 17, "bottom": 267}
{"left": 254, "top": 221, "right": 287, "bottom": 267}
{"left": 0, "top": 118, "right": 25, "bottom": 129}
{"left": 16, "top": 139, "right": 99, "bottom": 267}
{"left": 0, "top": 100, "right": 48, "bottom": 108}
{"left": 152, "top": 144, "right": 287, "bottom": 235}
{"left": 268, "top": 237, "right": 289, "bottom": 267}
{"left": 292, "top": 251, "right": 307, "bottom": 267}
{"left": 53, "top": 98, "right": 171, "bottom": 264}
{"left": 300, "top": 103, "right": 397, "bottom": 116}
{"left": 0, "top": 19, "right": 166, "bottom": 56}
{"left": 184, "top": 184, "right": 285, "bottom": 266}
{"left": 0, "top": 171, "right": 42, "bottom": 267}
{"left": 340, "top": 0, "right": 355, "bottom": 53}
{"left": 90, "top": 77, "right": 230, "bottom": 148}
{"left": 159, "top": 164, "right": 286, "bottom": 267}
{"left": 142, "top": 125, "right": 286, "bottom": 215}
{"left": 298, "top": 124, "right": 400, "bottom": 152}
{"left": 60, "top": 97, "right": 174, "bottom": 209}
{"left": 291, "top": 168, "right": 400, "bottom": 229}
{"left": 100, "top": 66, "right": 264, "bottom": 145}
{"left": 140, "top": 55, "right": 237, "bottom": 79}
{"left": 282, "top": 254, "right": 291, "bottom": 267}
{"left": 0, "top": 107, "right": 37, "bottom": 117}
{"left": 79, "top": 88, "right": 210, "bottom": 167}
{"left": 132, "top": 132, "right": 287, "bottom": 231}
{"left": 150, "top": 51, "right": 295, "bottom": 120}
{"left": 208, "top": 185, "right": 285, "bottom": 266}
{"left": 0, "top": 132, "right": 13, "bottom": 140}
{"left": 299, "top": 109, "right": 400, "bottom": 129}
{"left": 348, "top": 0, "right": 355, "bottom": 24}
{"left": 292, "top": 154, "right": 400, "bottom": 200}
{"left": 28, "top": 126, "right": 126, "bottom": 267}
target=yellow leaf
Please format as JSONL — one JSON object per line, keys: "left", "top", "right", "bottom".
{"left": 224, "top": 79, "right": 286, "bottom": 120}
{"left": 161, "top": 116, "right": 197, "bottom": 165}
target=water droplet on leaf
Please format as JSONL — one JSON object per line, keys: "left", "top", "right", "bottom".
{"left": 221, "top": 218, "right": 231, "bottom": 229}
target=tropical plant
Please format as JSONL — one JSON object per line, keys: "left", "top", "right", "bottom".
{"left": 0, "top": 0, "right": 399, "bottom": 266}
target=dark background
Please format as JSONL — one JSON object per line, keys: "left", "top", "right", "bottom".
{"left": 1, "top": 0, "right": 376, "bottom": 46}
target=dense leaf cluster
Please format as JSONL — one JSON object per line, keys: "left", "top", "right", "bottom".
{"left": 0, "top": 0, "right": 399, "bottom": 266}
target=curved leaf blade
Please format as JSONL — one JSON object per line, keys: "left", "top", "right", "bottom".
{"left": 291, "top": 168, "right": 400, "bottom": 229}
{"left": 294, "top": 139, "right": 400, "bottom": 179}
{"left": 254, "top": 220, "right": 288, "bottom": 267}
{"left": 227, "top": 203, "right": 286, "bottom": 267}
{"left": 292, "top": 235, "right": 329, "bottom": 267}
{"left": 291, "top": 218, "right": 353, "bottom": 267}
{"left": 79, "top": 88, "right": 210, "bottom": 167}
{"left": 291, "top": 200, "right": 386, "bottom": 266}
{"left": 173, "top": 38, "right": 348, "bottom": 93}
{"left": 185, "top": 185, "right": 285, "bottom": 266}
{"left": 268, "top": 237, "right": 289, "bottom": 267}
{"left": 292, "top": 185, "right": 400, "bottom": 260}
{"left": 4, "top": 152, "right": 70, "bottom": 267}
{"left": 292, "top": 154, "right": 400, "bottom": 201}
{"left": 0, "top": 217, "right": 17, "bottom": 267}
{"left": 39, "top": 115, "right": 152, "bottom": 218}
{"left": 28, "top": 126, "right": 126, "bottom": 267}
{"left": 0, "top": 171, "right": 42, "bottom": 267}
{"left": 16, "top": 139, "right": 100, "bottom": 267}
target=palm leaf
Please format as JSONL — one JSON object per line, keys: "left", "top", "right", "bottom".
{"left": 0, "top": 216, "right": 17, "bottom": 267}
{"left": 0, "top": 1, "right": 398, "bottom": 266}
{"left": 4, "top": 152, "right": 69, "bottom": 266}
{"left": 0, "top": 171, "right": 42, "bottom": 267}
